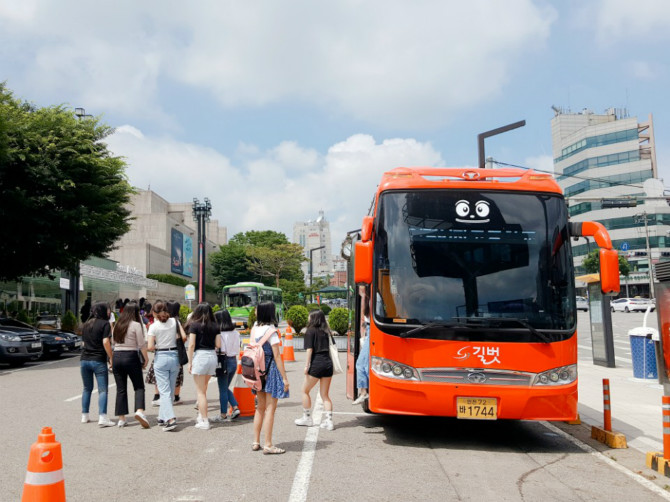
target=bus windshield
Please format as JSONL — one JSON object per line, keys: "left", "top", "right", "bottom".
{"left": 373, "top": 190, "right": 575, "bottom": 334}
{"left": 225, "top": 287, "right": 258, "bottom": 308}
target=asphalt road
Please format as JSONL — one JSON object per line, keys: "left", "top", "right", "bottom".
{"left": 1, "top": 318, "right": 669, "bottom": 501}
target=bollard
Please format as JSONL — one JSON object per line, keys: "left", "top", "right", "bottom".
{"left": 646, "top": 396, "right": 670, "bottom": 476}
{"left": 590, "top": 378, "right": 627, "bottom": 448}
{"left": 603, "top": 378, "right": 612, "bottom": 432}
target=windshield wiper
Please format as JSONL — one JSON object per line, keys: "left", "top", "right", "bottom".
{"left": 400, "top": 321, "right": 470, "bottom": 338}
{"left": 452, "top": 316, "right": 551, "bottom": 344}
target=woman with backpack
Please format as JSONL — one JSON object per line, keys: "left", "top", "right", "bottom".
{"left": 211, "top": 309, "right": 241, "bottom": 422}
{"left": 186, "top": 303, "right": 221, "bottom": 430}
{"left": 251, "top": 301, "right": 289, "bottom": 454}
{"left": 294, "top": 309, "right": 335, "bottom": 431}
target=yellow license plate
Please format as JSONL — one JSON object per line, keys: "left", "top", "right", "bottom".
{"left": 456, "top": 397, "right": 497, "bottom": 420}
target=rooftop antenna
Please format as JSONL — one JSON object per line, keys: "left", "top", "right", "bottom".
{"left": 477, "top": 120, "right": 526, "bottom": 169}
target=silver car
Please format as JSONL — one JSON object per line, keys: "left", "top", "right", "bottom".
{"left": 576, "top": 296, "right": 588, "bottom": 312}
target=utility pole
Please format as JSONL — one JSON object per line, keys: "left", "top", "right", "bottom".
{"left": 192, "top": 198, "right": 212, "bottom": 304}
{"left": 634, "top": 211, "right": 655, "bottom": 299}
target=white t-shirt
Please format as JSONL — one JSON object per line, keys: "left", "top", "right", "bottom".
{"left": 220, "top": 329, "right": 241, "bottom": 356}
{"left": 252, "top": 325, "right": 280, "bottom": 346}
{"left": 147, "top": 317, "right": 177, "bottom": 349}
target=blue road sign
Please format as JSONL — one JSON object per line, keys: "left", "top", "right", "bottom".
{"left": 621, "top": 242, "right": 629, "bottom": 251}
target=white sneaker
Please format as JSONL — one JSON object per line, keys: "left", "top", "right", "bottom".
{"left": 134, "top": 411, "right": 150, "bottom": 429}
{"left": 320, "top": 418, "right": 334, "bottom": 431}
{"left": 352, "top": 394, "right": 368, "bottom": 405}
{"left": 117, "top": 420, "right": 127, "bottom": 428}
{"left": 81, "top": 413, "right": 90, "bottom": 423}
{"left": 230, "top": 408, "right": 241, "bottom": 420}
{"left": 98, "top": 416, "right": 115, "bottom": 427}
{"left": 195, "top": 420, "right": 211, "bottom": 430}
{"left": 294, "top": 415, "right": 313, "bottom": 427}
{"left": 209, "top": 414, "right": 226, "bottom": 423}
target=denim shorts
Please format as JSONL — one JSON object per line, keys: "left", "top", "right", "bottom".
{"left": 192, "top": 350, "right": 217, "bottom": 375}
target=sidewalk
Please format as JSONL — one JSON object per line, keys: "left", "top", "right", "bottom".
{"left": 577, "top": 349, "right": 665, "bottom": 454}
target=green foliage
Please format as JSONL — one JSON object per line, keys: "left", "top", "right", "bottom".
{"left": 306, "top": 303, "right": 321, "bottom": 312}
{"left": 16, "top": 310, "right": 30, "bottom": 324}
{"left": 212, "top": 304, "right": 221, "bottom": 313}
{"left": 279, "top": 278, "right": 308, "bottom": 307}
{"left": 582, "top": 250, "right": 631, "bottom": 277}
{"left": 0, "top": 84, "right": 133, "bottom": 281}
{"left": 61, "top": 310, "right": 78, "bottom": 332}
{"left": 147, "top": 274, "right": 191, "bottom": 287}
{"left": 210, "top": 242, "right": 251, "bottom": 288}
{"left": 248, "top": 308, "right": 256, "bottom": 328}
{"left": 286, "top": 305, "right": 309, "bottom": 333}
{"left": 210, "top": 230, "right": 305, "bottom": 290}
{"left": 320, "top": 304, "right": 331, "bottom": 315}
{"left": 328, "top": 308, "right": 349, "bottom": 336}
{"left": 179, "top": 305, "right": 191, "bottom": 325}
{"left": 246, "top": 243, "right": 306, "bottom": 287}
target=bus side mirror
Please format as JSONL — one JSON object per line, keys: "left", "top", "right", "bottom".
{"left": 355, "top": 241, "right": 373, "bottom": 284}
{"left": 361, "top": 216, "right": 374, "bottom": 242}
{"left": 599, "top": 248, "right": 620, "bottom": 296}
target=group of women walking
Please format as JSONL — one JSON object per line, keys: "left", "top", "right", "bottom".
{"left": 79, "top": 299, "right": 348, "bottom": 454}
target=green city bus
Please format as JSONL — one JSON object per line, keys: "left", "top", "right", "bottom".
{"left": 222, "top": 282, "right": 283, "bottom": 327}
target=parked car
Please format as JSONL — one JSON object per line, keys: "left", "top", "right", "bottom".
{"left": 35, "top": 314, "right": 61, "bottom": 330}
{"left": 576, "top": 296, "right": 589, "bottom": 312}
{"left": 611, "top": 297, "right": 655, "bottom": 313}
{"left": 36, "top": 320, "right": 81, "bottom": 358}
{"left": 0, "top": 318, "right": 43, "bottom": 366}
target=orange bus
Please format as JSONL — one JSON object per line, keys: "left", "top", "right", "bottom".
{"left": 344, "top": 167, "right": 620, "bottom": 420}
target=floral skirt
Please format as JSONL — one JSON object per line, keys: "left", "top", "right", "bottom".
{"left": 260, "top": 360, "right": 289, "bottom": 399}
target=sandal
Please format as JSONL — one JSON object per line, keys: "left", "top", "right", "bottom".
{"left": 263, "top": 445, "right": 286, "bottom": 455}
{"left": 252, "top": 442, "right": 261, "bottom": 451}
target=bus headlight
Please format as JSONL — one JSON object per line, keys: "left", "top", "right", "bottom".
{"left": 371, "top": 357, "right": 420, "bottom": 381}
{"left": 532, "top": 364, "right": 577, "bottom": 386}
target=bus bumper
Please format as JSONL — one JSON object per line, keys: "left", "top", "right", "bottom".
{"left": 368, "top": 373, "right": 578, "bottom": 421}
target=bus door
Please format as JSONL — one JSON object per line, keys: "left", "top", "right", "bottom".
{"left": 347, "top": 287, "right": 366, "bottom": 401}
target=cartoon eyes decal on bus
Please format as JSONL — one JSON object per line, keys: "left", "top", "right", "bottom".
{"left": 455, "top": 200, "right": 490, "bottom": 223}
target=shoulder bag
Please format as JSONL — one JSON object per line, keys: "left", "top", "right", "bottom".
{"left": 175, "top": 321, "right": 189, "bottom": 366}
{"left": 328, "top": 333, "right": 343, "bottom": 375}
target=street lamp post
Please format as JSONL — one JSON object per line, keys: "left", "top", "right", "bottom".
{"left": 309, "top": 245, "right": 325, "bottom": 302}
{"left": 192, "top": 198, "right": 212, "bottom": 303}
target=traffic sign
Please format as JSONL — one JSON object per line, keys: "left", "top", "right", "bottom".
{"left": 184, "top": 284, "right": 196, "bottom": 301}
{"left": 621, "top": 242, "right": 629, "bottom": 251}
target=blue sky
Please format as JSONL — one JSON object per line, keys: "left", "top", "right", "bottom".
{"left": 2, "top": 0, "right": 669, "bottom": 252}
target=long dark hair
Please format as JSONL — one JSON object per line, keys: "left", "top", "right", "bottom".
{"left": 214, "top": 309, "right": 235, "bottom": 331}
{"left": 113, "top": 302, "right": 140, "bottom": 344}
{"left": 187, "top": 303, "right": 217, "bottom": 332}
{"left": 307, "top": 309, "right": 330, "bottom": 333}
{"left": 256, "top": 301, "right": 277, "bottom": 327}
{"left": 82, "top": 302, "right": 110, "bottom": 335}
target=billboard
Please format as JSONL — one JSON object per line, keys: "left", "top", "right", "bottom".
{"left": 171, "top": 228, "right": 193, "bottom": 278}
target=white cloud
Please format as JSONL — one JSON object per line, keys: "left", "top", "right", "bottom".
{"left": 524, "top": 154, "right": 554, "bottom": 173}
{"left": 592, "top": 0, "right": 670, "bottom": 44}
{"left": 0, "top": 0, "right": 555, "bottom": 128}
{"left": 106, "top": 128, "right": 443, "bottom": 250}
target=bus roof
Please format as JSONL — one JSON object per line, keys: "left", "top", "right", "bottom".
{"left": 377, "top": 167, "right": 562, "bottom": 195}
{"left": 223, "top": 282, "right": 281, "bottom": 291}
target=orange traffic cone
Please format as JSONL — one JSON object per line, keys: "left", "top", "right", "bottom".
{"left": 282, "top": 326, "right": 295, "bottom": 362}
{"left": 233, "top": 350, "right": 255, "bottom": 417}
{"left": 22, "top": 427, "right": 65, "bottom": 502}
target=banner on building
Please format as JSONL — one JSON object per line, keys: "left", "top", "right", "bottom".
{"left": 171, "top": 228, "right": 193, "bottom": 278}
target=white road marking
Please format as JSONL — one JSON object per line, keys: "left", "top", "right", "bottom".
{"left": 577, "top": 344, "right": 632, "bottom": 364}
{"left": 0, "top": 357, "right": 72, "bottom": 375}
{"left": 65, "top": 383, "right": 117, "bottom": 402}
{"left": 542, "top": 421, "right": 670, "bottom": 500}
{"left": 288, "top": 393, "right": 324, "bottom": 502}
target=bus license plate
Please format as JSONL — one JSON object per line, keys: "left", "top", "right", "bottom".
{"left": 456, "top": 397, "right": 497, "bottom": 420}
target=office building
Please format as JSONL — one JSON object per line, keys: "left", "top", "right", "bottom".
{"left": 293, "top": 211, "right": 333, "bottom": 284}
{"left": 551, "top": 108, "right": 668, "bottom": 296}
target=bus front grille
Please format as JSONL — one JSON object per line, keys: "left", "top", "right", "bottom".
{"left": 419, "top": 368, "right": 533, "bottom": 386}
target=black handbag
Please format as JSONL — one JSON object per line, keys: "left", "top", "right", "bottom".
{"left": 215, "top": 353, "right": 228, "bottom": 377}
{"left": 175, "top": 323, "right": 189, "bottom": 366}
{"left": 138, "top": 350, "right": 146, "bottom": 366}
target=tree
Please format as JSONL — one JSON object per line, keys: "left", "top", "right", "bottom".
{"left": 209, "top": 242, "right": 250, "bottom": 288}
{"left": 582, "top": 250, "right": 631, "bottom": 277}
{"left": 0, "top": 84, "right": 132, "bottom": 281}
{"left": 230, "top": 230, "right": 289, "bottom": 248}
{"left": 246, "top": 243, "right": 305, "bottom": 287}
